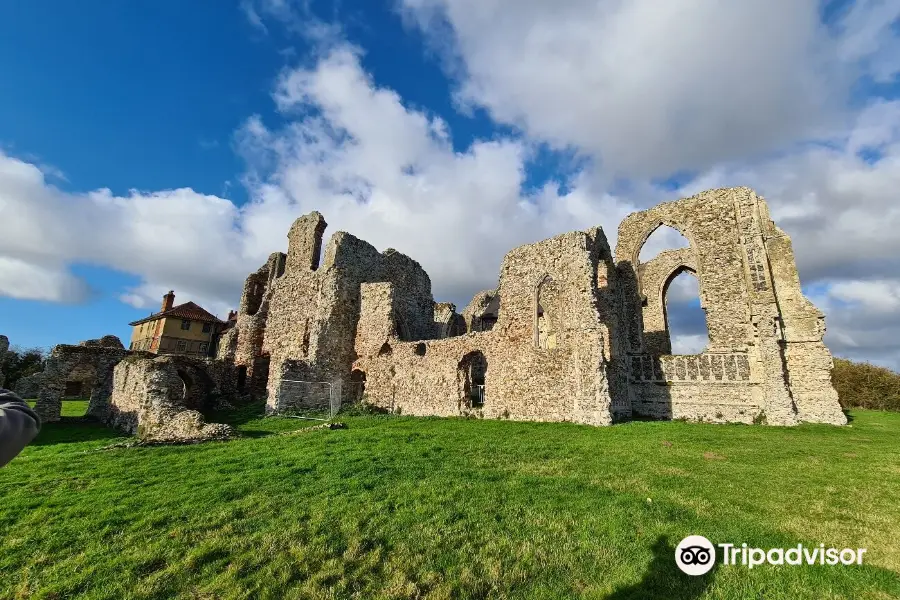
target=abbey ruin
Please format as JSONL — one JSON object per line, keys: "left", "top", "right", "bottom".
{"left": 15, "top": 186, "right": 846, "bottom": 439}
{"left": 218, "top": 186, "right": 845, "bottom": 427}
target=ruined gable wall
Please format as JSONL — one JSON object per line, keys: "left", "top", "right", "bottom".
{"left": 354, "top": 230, "right": 618, "bottom": 426}
{"left": 760, "top": 206, "right": 845, "bottom": 424}
{"left": 262, "top": 213, "right": 435, "bottom": 412}
{"left": 613, "top": 187, "right": 843, "bottom": 425}
{"left": 615, "top": 188, "right": 785, "bottom": 423}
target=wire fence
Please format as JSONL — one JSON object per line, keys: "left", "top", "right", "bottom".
{"left": 276, "top": 380, "right": 340, "bottom": 421}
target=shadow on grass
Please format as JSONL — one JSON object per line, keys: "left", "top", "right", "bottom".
{"left": 843, "top": 410, "right": 855, "bottom": 424}
{"left": 32, "top": 419, "right": 124, "bottom": 446}
{"left": 206, "top": 401, "right": 267, "bottom": 426}
{"left": 605, "top": 536, "right": 715, "bottom": 600}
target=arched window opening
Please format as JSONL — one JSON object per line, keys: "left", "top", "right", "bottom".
{"left": 664, "top": 270, "right": 709, "bottom": 354}
{"left": 378, "top": 342, "right": 393, "bottom": 357}
{"left": 535, "top": 276, "right": 561, "bottom": 350}
{"left": 639, "top": 224, "right": 691, "bottom": 263}
{"left": 458, "top": 351, "right": 487, "bottom": 409}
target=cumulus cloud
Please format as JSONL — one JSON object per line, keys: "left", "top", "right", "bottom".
{"left": 0, "top": 152, "right": 252, "bottom": 315}
{"left": 236, "top": 45, "right": 636, "bottom": 303}
{"left": 399, "top": 0, "right": 899, "bottom": 179}
{"left": 0, "top": 46, "right": 635, "bottom": 316}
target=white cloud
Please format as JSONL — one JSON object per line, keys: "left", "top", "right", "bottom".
{"left": 0, "top": 256, "right": 91, "bottom": 303}
{"left": 399, "top": 0, "right": 899, "bottom": 179}
{"left": 0, "top": 46, "right": 635, "bottom": 317}
{"left": 829, "top": 279, "right": 900, "bottom": 313}
{"left": 0, "top": 152, "right": 253, "bottom": 315}
{"left": 237, "top": 45, "right": 636, "bottom": 303}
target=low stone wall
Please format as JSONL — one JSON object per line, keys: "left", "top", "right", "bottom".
{"left": 35, "top": 344, "right": 130, "bottom": 422}
{"left": 107, "top": 355, "right": 236, "bottom": 443}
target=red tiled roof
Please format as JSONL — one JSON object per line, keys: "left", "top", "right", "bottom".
{"left": 128, "top": 301, "right": 225, "bottom": 326}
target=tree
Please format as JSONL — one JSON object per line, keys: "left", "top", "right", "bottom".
{"left": 1, "top": 346, "right": 47, "bottom": 390}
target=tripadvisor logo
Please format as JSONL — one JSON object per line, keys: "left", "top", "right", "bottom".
{"left": 675, "top": 536, "right": 867, "bottom": 575}
{"left": 675, "top": 535, "right": 716, "bottom": 575}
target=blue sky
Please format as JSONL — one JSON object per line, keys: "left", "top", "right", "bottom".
{"left": 1, "top": 0, "right": 900, "bottom": 368}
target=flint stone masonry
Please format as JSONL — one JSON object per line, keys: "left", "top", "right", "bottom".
{"left": 107, "top": 355, "right": 235, "bottom": 442}
{"left": 80, "top": 335, "right": 126, "bottom": 349}
{"left": 34, "top": 343, "right": 130, "bottom": 422}
{"left": 220, "top": 186, "right": 845, "bottom": 427}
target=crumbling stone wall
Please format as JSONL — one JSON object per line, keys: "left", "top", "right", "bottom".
{"left": 353, "top": 229, "right": 622, "bottom": 426}
{"left": 433, "top": 302, "right": 466, "bottom": 339}
{"left": 14, "top": 373, "right": 43, "bottom": 399}
{"left": 261, "top": 212, "right": 435, "bottom": 412}
{"left": 107, "top": 355, "right": 235, "bottom": 442}
{"left": 34, "top": 342, "right": 129, "bottom": 422}
{"left": 217, "top": 252, "right": 285, "bottom": 400}
{"left": 461, "top": 290, "right": 500, "bottom": 333}
{"left": 614, "top": 187, "right": 844, "bottom": 425}
{"left": 80, "top": 335, "right": 126, "bottom": 349}
{"left": 225, "top": 186, "right": 843, "bottom": 428}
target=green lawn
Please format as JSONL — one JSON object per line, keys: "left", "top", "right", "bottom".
{"left": 1, "top": 406, "right": 898, "bottom": 600}
{"left": 24, "top": 399, "right": 89, "bottom": 418}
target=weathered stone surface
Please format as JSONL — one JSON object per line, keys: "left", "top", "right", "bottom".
{"left": 220, "top": 187, "right": 845, "bottom": 428}
{"left": 614, "top": 187, "right": 844, "bottom": 425}
{"left": 34, "top": 344, "right": 130, "bottom": 422}
{"left": 260, "top": 214, "right": 435, "bottom": 412}
{"left": 79, "top": 335, "right": 125, "bottom": 349}
{"left": 107, "top": 354, "right": 236, "bottom": 442}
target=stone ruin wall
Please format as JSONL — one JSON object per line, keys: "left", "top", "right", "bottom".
{"left": 34, "top": 341, "right": 130, "bottom": 423}
{"left": 614, "top": 187, "right": 845, "bottom": 425}
{"left": 217, "top": 251, "right": 286, "bottom": 398}
{"left": 29, "top": 334, "right": 240, "bottom": 442}
{"left": 352, "top": 229, "right": 625, "bottom": 426}
{"left": 258, "top": 212, "right": 435, "bottom": 412}
{"left": 220, "top": 186, "right": 844, "bottom": 427}
{"left": 107, "top": 354, "right": 235, "bottom": 442}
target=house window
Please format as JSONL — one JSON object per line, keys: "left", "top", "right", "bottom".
{"left": 199, "top": 342, "right": 208, "bottom": 354}
{"left": 181, "top": 320, "right": 191, "bottom": 330}
{"left": 202, "top": 323, "right": 212, "bottom": 333}
{"left": 177, "top": 340, "right": 187, "bottom": 352}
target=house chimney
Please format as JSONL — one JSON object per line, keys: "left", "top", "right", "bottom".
{"left": 162, "top": 290, "right": 175, "bottom": 312}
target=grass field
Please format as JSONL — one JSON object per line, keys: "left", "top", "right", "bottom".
{"left": 1, "top": 405, "right": 898, "bottom": 600}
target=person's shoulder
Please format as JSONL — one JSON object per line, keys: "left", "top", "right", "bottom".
{"left": 0, "top": 388, "right": 25, "bottom": 404}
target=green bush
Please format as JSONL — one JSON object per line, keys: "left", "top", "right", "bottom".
{"left": 832, "top": 358, "right": 900, "bottom": 411}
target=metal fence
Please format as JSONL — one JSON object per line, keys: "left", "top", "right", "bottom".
{"left": 276, "top": 380, "right": 341, "bottom": 421}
